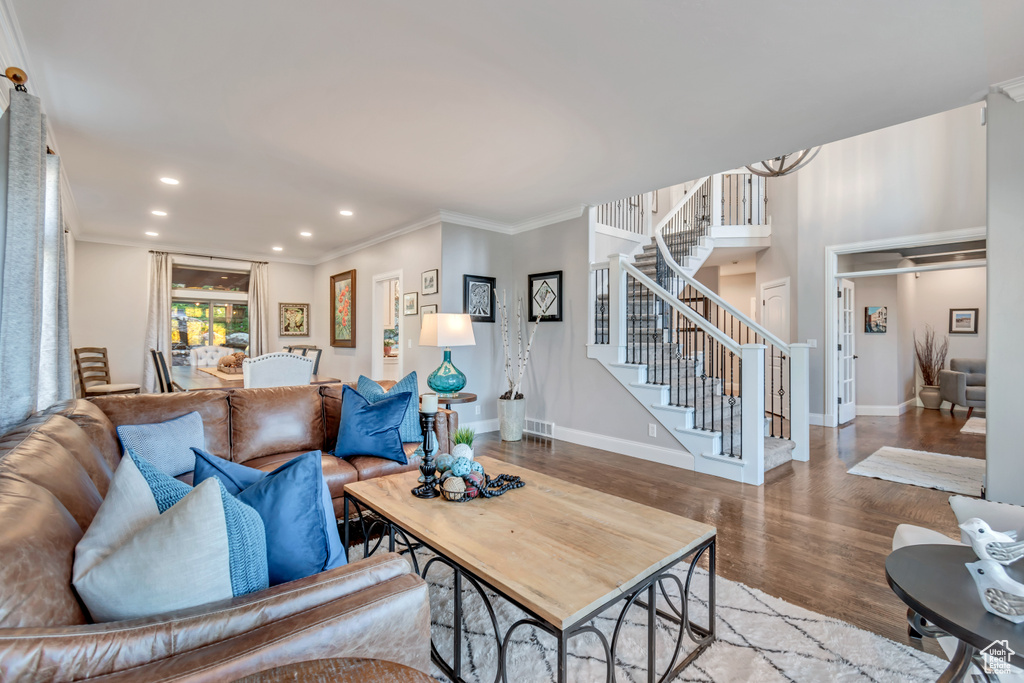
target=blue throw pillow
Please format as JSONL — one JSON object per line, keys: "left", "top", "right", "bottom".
{"left": 193, "top": 449, "right": 346, "bottom": 585}
{"left": 333, "top": 384, "right": 410, "bottom": 464}
{"left": 116, "top": 411, "right": 204, "bottom": 477}
{"left": 357, "top": 372, "right": 421, "bottom": 443}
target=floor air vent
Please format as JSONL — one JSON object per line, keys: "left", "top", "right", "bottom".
{"left": 525, "top": 418, "right": 554, "bottom": 437}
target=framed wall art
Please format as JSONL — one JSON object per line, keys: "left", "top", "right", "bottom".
{"left": 421, "top": 304, "right": 438, "bottom": 316}
{"left": 330, "top": 269, "right": 356, "bottom": 347}
{"left": 864, "top": 306, "right": 887, "bottom": 334}
{"left": 403, "top": 292, "right": 419, "bottom": 316}
{"left": 279, "top": 303, "right": 309, "bottom": 337}
{"left": 528, "top": 270, "right": 563, "bottom": 322}
{"left": 949, "top": 308, "right": 979, "bottom": 334}
{"left": 463, "top": 274, "right": 496, "bottom": 323}
{"left": 421, "top": 269, "right": 439, "bottom": 295}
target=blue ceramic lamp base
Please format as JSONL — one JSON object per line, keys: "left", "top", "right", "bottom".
{"left": 427, "top": 348, "right": 466, "bottom": 397}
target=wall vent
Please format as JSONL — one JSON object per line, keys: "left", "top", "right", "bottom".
{"left": 524, "top": 418, "right": 555, "bottom": 437}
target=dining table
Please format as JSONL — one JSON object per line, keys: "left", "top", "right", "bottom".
{"left": 171, "top": 366, "right": 341, "bottom": 392}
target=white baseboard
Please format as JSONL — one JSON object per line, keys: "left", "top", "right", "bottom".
{"left": 809, "top": 413, "right": 829, "bottom": 427}
{"left": 458, "top": 418, "right": 499, "bottom": 434}
{"left": 855, "top": 399, "right": 917, "bottom": 417}
{"left": 552, "top": 426, "right": 695, "bottom": 470}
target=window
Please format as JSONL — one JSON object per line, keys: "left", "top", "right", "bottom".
{"left": 170, "top": 265, "right": 250, "bottom": 365}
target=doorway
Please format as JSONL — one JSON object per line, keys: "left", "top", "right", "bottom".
{"left": 837, "top": 278, "right": 857, "bottom": 425}
{"left": 371, "top": 270, "right": 403, "bottom": 381}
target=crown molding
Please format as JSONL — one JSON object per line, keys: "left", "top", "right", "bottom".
{"left": 439, "top": 204, "right": 587, "bottom": 235}
{"left": 312, "top": 213, "right": 443, "bottom": 265}
{"left": 995, "top": 75, "right": 1024, "bottom": 103}
{"left": 73, "top": 234, "right": 316, "bottom": 266}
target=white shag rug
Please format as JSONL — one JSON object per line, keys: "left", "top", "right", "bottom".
{"left": 848, "top": 447, "right": 984, "bottom": 496}
{"left": 960, "top": 417, "right": 986, "bottom": 436}
{"left": 350, "top": 545, "right": 945, "bottom": 682}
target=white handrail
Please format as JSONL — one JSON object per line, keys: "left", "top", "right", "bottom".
{"left": 654, "top": 228, "right": 791, "bottom": 355}
{"left": 620, "top": 259, "right": 741, "bottom": 355}
{"left": 652, "top": 176, "right": 711, "bottom": 235}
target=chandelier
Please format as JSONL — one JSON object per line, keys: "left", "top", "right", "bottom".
{"left": 745, "top": 147, "right": 821, "bottom": 178}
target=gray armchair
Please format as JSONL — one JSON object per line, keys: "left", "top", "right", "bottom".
{"left": 938, "top": 358, "right": 986, "bottom": 418}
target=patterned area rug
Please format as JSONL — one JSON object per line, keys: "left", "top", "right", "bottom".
{"left": 350, "top": 546, "right": 945, "bottom": 682}
{"left": 848, "top": 447, "right": 984, "bottom": 496}
{"left": 960, "top": 417, "right": 986, "bottom": 436}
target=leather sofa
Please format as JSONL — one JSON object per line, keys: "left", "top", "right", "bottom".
{"left": 0, "top": 382, "right": 456, "bottom": 681}
{"left": 938, "top": 358, "right": 986, "bottom": 419}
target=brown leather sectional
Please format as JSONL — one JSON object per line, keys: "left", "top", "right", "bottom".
{"left": 0, "top": 383, "right": 456, "bottom": 681}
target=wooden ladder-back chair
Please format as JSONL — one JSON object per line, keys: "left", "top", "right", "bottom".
{"left": 149, "top": 349, "right": 183, "bottom": 393}
{"left": 74, "top": 347, "right": 141, "bottom": 397}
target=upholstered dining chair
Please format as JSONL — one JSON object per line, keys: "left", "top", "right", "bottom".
{"left": 73, "top": 347, "right": 141, "bottom": 397}
{"left": 243, "top": 352, "right": 314, "bottom": 389}
{"left": 149, "top": 349, "right": 183, "bottom": 393}
{"left": 189, "top": 345, "right": 233, "bottom": 367}
{"left": 285, "top": 344, "right": 322, "bottom": 375}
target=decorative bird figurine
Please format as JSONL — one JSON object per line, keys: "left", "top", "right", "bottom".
{"left": 966, "top": 559, "right": 1024, "bottom": 624}
{"left": 960, "top": 518, "right": 1024, "bottom": 565}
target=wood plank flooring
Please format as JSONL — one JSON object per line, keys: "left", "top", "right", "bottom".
{"left": 473, "top": 407, "right": 985, "bottom": 656}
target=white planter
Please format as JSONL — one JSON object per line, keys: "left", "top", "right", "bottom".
{"left": 498, "top": 398, "right": 526, "bottom": 441}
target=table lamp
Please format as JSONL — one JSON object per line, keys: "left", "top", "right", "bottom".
{"left": 419, "top": 313, "right": 475, "bottom": 396}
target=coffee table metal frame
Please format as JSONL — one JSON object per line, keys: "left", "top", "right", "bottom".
{"left": 343, "top": 492, "right": 716, "bottom": 683}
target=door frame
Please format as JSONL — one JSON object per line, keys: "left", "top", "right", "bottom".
{"left": 371, "top": 270, "right": 404, "bottom": 381}
{"left": 823, "top": 226, "right": 986, "bottom": 427}
{"left": 836, "top": 278, "right": 857, "bottom": 425}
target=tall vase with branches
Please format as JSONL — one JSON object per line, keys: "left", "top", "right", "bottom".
{"left": 494, "top": 290, "right": 552, "bottom": 440}
{"left": 914, "top": 324, "right": 948, "bottom": 410}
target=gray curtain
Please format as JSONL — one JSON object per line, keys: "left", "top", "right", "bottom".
{"left": 142, "top": 252, "right": 171, "bottom": 393}
{"left": 248, "top": 261, "right": 269, "bottom": 357}
{"left": 0, "top": 91, "right": 73, "bottom": 433}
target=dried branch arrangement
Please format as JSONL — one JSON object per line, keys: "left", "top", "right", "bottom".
{"left": 914, "top": 324, "right": 948, "bottom": 386}
{"left": 495, "top": 290, "right": 552, "bottom": 400}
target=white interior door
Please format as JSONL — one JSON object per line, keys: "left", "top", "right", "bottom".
{"left": 837, "top": 278, "right": 857, "bottom": 424}
{"left": 760, "top": 279, "right": 791, "bottom": 421}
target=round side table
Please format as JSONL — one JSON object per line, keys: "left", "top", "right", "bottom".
{"left": 433, "top": 392, "right": 477, "bottom": 411}
{"left": 233, "top": 657, "right": 433, "bottom": 682}
{"left": 886, "top": 544, "right": 1024, "bottom": 682}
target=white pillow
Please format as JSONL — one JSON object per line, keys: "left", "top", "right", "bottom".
{"left": 73, "top": 452, "right": 268, "bottom": 622}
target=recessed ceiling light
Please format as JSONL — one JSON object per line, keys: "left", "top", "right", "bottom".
{"left": 160, "top": 177, "right": 179, "bottom": 185}
{"left": 145, "top": 231, "right": 159, "bottom": 237}
{"left": 221, "top": 276, "right": 228, "bottom": 279}
{"left": 151, "top": 210, "right": 167, "bottom": 216}
{"left": 272, "top": 246, "right": 283, "bottom": 252}
{"left": 339, "top": 210, "right": 354, "bottom": 217}
{"left": 300, "top": 231, "right": 312, "bottom": 237}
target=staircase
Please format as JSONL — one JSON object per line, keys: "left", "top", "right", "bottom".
{"left": 588, "top": 172, "right": 809, "bottom": 485}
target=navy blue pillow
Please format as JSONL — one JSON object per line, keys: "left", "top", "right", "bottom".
{"left": 192, "top": 449, "right": 346, "bottom": 585}
{"left": 333, "top": 384, "right": 409, "bottom": 464}
{"left": 357, "top": 372, "right": 421, "bottom": 443}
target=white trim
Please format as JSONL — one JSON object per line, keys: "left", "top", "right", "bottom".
{"left": 809, "top": 413, "right": 828, "bottom": 427}
{"left": 315, "top": 213, "right": 443, "bottom": 264}
{"left": 552, "top": 425, "right": 695, "bottom": 470}
{"left": 370, "top": 270, "right": 404, "bottom": 381}
{"left": 440, "top": 204, "right": 586, "bottom": 235}
{"left": 836, "top": 259, "right": 986, "bottom": 279}
{"left": 855, "top": 399, "right": 916, "bottom": 417}
{"left": 995, "top": 75, "right": 1024, "bottom": 103}
{"left": 459, "top": 418, "right": 499, "bottom": 434}
{"left": 73, "top": 234, "right": 314, "bottom": 265}
{"left": 594, "top": 223, "right": 647, "bottom": 242}
{"left": 823, "top": 226, "right": 986, "bottom": 429}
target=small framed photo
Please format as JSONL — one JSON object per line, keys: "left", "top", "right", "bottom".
{"left": 403, "top": 292, "right": 419, "bottom": 316}
{"left": 528, "top": 270, "right": 563, "bottom": 322}
{"left": 421, "top": 304, "right": 438, "bottom": 316}
{"left": 463, "top": 275, "right": 496, "bottom": 323}
{"left": 949, "top": 308, "right": 979, "bottom": 334}
{"left": 279, "top": 303, "right": 309, "bottom": 336}
{"left": 421, "top": 269, "right": 439, "bottom": 295}
{"left": 864, "top": 306, "right": 887, "bottom": 334}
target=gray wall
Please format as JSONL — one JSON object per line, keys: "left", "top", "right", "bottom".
{"left": 985, "top": 93, "right": 1024, "bottom": 505}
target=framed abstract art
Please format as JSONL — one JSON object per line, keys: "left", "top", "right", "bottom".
{"left": 528, "top": 270, "right": 563, "bottom": 322}
{"left": 463, "top": 274, "right": 496, "bottom": 323}
{"left": 330, "top": 270, "right": 356, "bottom": 347}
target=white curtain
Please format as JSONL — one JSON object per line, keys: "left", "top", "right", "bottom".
{"left": 0, "top": 90, "right": 73, "bottom": 432}
{"left": 142, "top": 252, "right": 171, "bottom": 393}
{"left": 248, "top": 261, "right": 269, "bottom": 357}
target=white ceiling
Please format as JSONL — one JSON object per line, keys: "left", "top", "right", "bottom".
{"left": 10, "top": 0, "right": 1024, "bottom": 263}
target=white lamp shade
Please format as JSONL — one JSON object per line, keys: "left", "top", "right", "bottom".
{"left": 419, "top": 313, "right": 476, "bottom": 347}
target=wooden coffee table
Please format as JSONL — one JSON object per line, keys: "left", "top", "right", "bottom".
{"left": 343, "top": 456, "right": 717, "bottom": 683}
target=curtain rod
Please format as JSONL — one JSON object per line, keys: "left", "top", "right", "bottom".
{"left": 149, "top": 250, "right": 268, "bottom": 265}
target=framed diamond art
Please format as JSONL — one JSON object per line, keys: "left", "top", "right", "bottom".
{"left": 528, "top": 271, "right": 562, "bottom": 322}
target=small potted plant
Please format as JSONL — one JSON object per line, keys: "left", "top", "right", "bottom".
{"left": 452, "top": 427, "right": 475, "bottom": 461}
{"left": 914, "top": 324, "right": 948, "bottom": 409}
{"left": 383, "top": 339, "right": 397, "bottom": 357}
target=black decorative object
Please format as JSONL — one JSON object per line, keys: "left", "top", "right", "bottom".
{"left": 479, "top": 474, "right": 525, "bottom": 498}
{"left": 528, "top": 271, "right": 563, "bottom": 322}
{"left": 412, "top": 411, "right": 439, "bottom": 499}
{"left": 463, "top": 274, "right": 496, "bottom": 323}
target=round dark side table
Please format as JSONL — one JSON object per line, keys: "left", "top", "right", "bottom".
{"left": 886, "top": 544, "right": 1024, "bottom": 682}
{"left": 435, "top": 392, "right": 476, "bottom": 411}
{"left": 233, "top": 657, "right": 433, "bottom": 682}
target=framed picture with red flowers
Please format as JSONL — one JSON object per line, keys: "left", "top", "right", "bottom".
{"left": 330, "top": 269, "right": 356, "bottom": 347}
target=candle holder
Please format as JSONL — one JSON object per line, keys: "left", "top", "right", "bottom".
{"left": 412, "top": 410, "right": 440, "bottom": 499}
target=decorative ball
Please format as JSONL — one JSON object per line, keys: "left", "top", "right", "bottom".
{"left": 435, "top": 454, "right": 454, "bottom": 474}
{"left": 439, "top": 470, "right": 455, "bottom": 483}
{"left": 441, "top": 476, "right": 466, "bottom": 501}
{"left": 450, "top": 456, "right": 472, "bottom": 478}
{"left": 452, "top": 443, "right": 474, "bottom": 461}
{"left": 463, "top": 471, "right": 485, "bottom": 499}
{"left": 469, "top": 460, "right": 485, "bottom": 476}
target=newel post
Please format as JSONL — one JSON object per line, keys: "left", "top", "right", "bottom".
{"left": 607, "top": 254, "right": 628, "bottom": 361}
{"left": 789, "top": 343, "right": 810, "bottom": 462}
{"left": 710, "top": 174, "right": 723, "bottom": 227}
{"left": 741, "top": 343, "right": 766, "bottom": 485}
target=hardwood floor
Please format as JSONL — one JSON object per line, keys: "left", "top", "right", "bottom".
{"left": 474, "top": 407, "right": 985, "bottom": 657}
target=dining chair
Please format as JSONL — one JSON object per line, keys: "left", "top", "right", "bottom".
{"left": 285, "top": 344, "right": 322, "bottom": 375}
{"left": 74, "top": 347, "right": 141, "bottom": 397}
{"left": 189, "top": 345, "right": 234, "bottom": 367}
{"left": 243, "top": 352, "right": 314, "bottom": 389}
{"left": 150, "top": 349, "right": 184, "bottom": 393}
